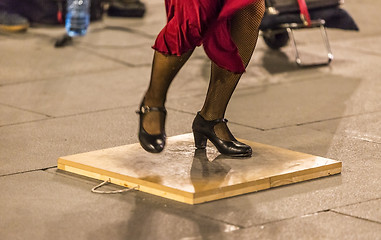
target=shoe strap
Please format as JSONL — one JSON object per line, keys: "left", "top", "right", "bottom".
{"left": 136, "top": 106, "right": 167, "bottom": 115}
{"left": 210, "top": 118, "right": 228, "bottom": 125}
{"left": 197, "top": 112, "right": 228, "bottom": 125}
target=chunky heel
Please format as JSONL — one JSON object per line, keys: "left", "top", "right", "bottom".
{"left": 193, "top": 131, "right": 207, "bottom": 149}
{"left": 192, "top": 112, "right": 252, "bottom": 157}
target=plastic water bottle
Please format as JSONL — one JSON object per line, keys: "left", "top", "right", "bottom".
{"left": 65, "top": 0, "right": 90, "bottom": 37}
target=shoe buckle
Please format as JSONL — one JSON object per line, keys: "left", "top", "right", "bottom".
{"left": 136, "top": 106, "right": 166, "bottom": 115}
{"left": 136, "top": 106, "right": 149, "bottom": 114}
{"left": 213, "top": 118, "right": 228, "bottom": 124}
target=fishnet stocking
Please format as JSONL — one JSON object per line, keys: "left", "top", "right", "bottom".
{"left": 200, "top": 0, "right": 265, "bottom": 141}
{"left": 142, "top": 50, "right": 193, "bottom": 135}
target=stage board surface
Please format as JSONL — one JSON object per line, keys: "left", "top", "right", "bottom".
{"left": 58, "top": 134, "right": 341, "bottom": 204}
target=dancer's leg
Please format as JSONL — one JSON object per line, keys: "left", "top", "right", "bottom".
{"left": 200, "top": 0, "right": 265, "bottom": 141}
{"left": 142, "top": 50, "right": 193, "bottom": 135}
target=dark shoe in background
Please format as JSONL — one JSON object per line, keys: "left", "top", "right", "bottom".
{"left": 107, "top": 0, "right": 145, "bottom": 18}
{"left": 0, "top": 11, "right": 29, "bottom": 32}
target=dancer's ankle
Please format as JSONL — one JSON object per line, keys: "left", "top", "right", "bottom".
{"left": 198, "top": 111, "right": 234, "bottom": 141}
{"left": 143, "top": 93, "right": 165, "bottom": 107}
{"left": 199, "top": 110, "right": 223, "bottom": 122}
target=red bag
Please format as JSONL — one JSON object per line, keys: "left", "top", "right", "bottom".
{"left": 266, "top": 0, "right": 342, "bottom": 14}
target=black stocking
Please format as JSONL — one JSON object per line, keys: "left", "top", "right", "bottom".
{"left": 142, "top": 50, "right": 193, "bottom": 135}
{"left": 200, "top": 0, "right": 265, "bottom": 141}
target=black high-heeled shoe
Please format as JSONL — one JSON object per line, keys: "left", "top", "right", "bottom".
{"left": 136, "top": 102, "right": 167, "bottom": 153}
{"left": 192, "top": 112, "right": 252, "bottom": 157}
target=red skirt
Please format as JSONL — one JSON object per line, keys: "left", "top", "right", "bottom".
{"left": 152, "top": 0, "right": 257, "bottom": 73}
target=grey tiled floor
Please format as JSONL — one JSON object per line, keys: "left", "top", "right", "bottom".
{"left": 1, "top": 0, "right": 381, "bottom": 239}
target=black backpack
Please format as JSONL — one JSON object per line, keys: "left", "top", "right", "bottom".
{"left": 0, "top": 0, "right": 103, "bottom": 25}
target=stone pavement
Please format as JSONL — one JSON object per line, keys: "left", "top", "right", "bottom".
{"left": 1, "top": 0, "right": 381, "bottom": 239}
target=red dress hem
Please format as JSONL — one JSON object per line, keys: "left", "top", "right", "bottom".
{"left": 153, "top": 0, "right": 256, "bottom": 73}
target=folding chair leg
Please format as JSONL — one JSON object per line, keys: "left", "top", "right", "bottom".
{"left": 286, "top": 25, "right": 333, "bottom": 67}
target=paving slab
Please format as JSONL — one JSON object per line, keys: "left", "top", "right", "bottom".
{"left": 248, "top": 40, "right": 332, "bottom": 77}
{"left": 78, "top": 38, "right": 211, "bottom": 68}
{"left": 242, "top": 125, "right": 338, "bottom": 157}
{"left": 242, "top": 119, "right": 381, "bottom": 168}
{"left": 333, "top": 198, "right": 381, "bottom": 224}
{"left": 305, "top": 111, "right": 381, "bottom": 145}
{"left": 78, "top": 44, "right": 155, "bottom": 66}
{"left": 0, "top": 67, "right": 150, "bottom": 117}
{"left": 76, "top": 27, "right": 153, "bottom": 49}
{"left": 26, "top": 25, "right": 68, "bottom": 38}
{"left": 0, "top": 171, "right": 237, "bottom": 240}
{"left": 332, "top": 35, "right": 381, "bottom": 55}
{"left": 343, "top": 0, "right": 381, "bottom": 36}
{"left": 0, "top": 107, "right": 198, "bottom": 176}
{"left": 167, "top": 74, "right": 363, "bottom": 130}
{"left": 321, "top": 40, "right": 381, "bottom": 80}
{"left": 205, "top": 211, "right": 381, "bottom": 240}
{"left": 0, "top": 58, "right": 214, "bottom": 118}
{"left": 0, "top": 104, "right": 48, "bottom": 126}
{"left": 0, "top": 37, "right": 124, "bottom": 85}
{"left": 232, "top": 62, "right": 380, "bottom": 127}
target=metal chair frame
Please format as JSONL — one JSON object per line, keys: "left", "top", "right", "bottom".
{"left": 282, "top": 19, "right": 333, "bottom": 67}
{"left": 264, "top": 0, "right": 336, "bottom": 67}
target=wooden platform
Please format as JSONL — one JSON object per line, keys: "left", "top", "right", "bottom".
{"left": 57, "top": 133, "right": 342, "bottom": 204}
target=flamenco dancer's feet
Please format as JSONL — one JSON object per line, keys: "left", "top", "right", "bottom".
{"left": 136, "top": 50, "right": 193, "bottom": 153}
{"left": 192, "top": 112, "right": 252, "bottom": 157}
{"left": 136, "top": 99, "right": 166, "bottom": 153}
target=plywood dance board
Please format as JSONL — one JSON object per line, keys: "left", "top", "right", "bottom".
{"left": 58, "top": 133, "right": 341, "bottom": 204}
